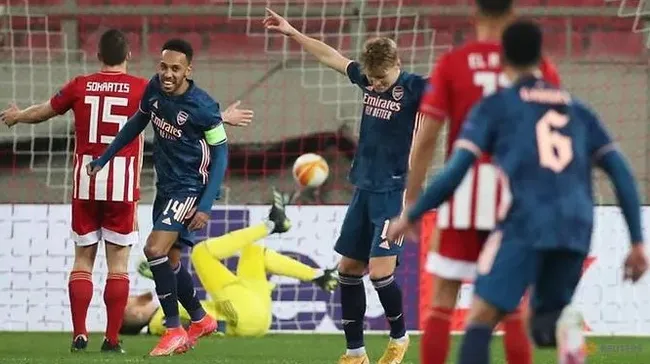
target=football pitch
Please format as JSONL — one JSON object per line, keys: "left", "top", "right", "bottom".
{"left": 0, "top": 333, "right": 647, "bottom": 364}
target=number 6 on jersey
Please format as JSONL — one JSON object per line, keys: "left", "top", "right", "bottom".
{"left": 536, "top": 110, "right": 573, "bottom": 173}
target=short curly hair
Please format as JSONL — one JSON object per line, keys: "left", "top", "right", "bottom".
{"left": 359, "top": 37, "right": 399, "bottom": 75}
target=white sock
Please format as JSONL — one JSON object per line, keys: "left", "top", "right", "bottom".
{"left": 346, "top": 347, "right": 366, "bottom": 356}
{"left": 391, "top": 333, "right": 408, "bottom": 344}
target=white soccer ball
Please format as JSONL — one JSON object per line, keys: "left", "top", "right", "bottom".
{"left": 292, "top": 153, "right": 329, "bottom": 188}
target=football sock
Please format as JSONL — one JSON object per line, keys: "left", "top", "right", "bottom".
{"left": 371, "top": 275, "right": 406, "bottom": 340}
{"left": 263, "top": 249, "right": 320, "bottom": 281}
{"left": 148, "top": 256, "right": 180, "bottom": 328}
{"left": 458, "top": 323, "right": 493, "bottom": 364}
{"left": 103, "top": 273, "right": 129, "bottom": 345}
{"left": 68, "top": 270, "right": 93, "bottom": 339}
{"left": 339, "top": 273, "right": 366, "bottom": 350}
{"left": 173, "top": 262, "right": 206, "bottom": 322}
{"left": 503, "top": 309, "right": 533, "bottom": 364}
{"left": 421, "top": 306, "right": 453, "bottom": 364}
{"left": 199, "top": 223, "right": 269, "bottom": 259}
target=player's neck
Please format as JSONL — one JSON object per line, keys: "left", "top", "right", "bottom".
{"left": 100, "top": 64, "right": 127, "bottom": 74}
{"left": 170, "top": 80, "right": 191, "bottom": 97}
{"left": 475, "top": 18, "right": 510, "bottom": 42}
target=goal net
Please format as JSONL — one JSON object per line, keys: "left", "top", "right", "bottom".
{"left": 2, "top": 0, "right": 650, "bottom": 336}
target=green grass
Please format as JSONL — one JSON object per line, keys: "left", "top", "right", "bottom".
{"left": 0, "top": 333, "right": 647, "bottom": 363}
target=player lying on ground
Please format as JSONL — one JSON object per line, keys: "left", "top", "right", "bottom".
{"left": 1, "top": 29, "right": 148, "bottom": 354}
{"left": 388, "top": 20, "right": 648, "bottom": 364}
{"left": 264, "top": 8, "right": 428, "bottom": 364}
{"left": 122, "top": 193, "right": 338, "bottom": 337}
{"left": 405, "top": 1, "right": 560, "bottom": 363}
{"left": 87, "top": 38, "right": 253, "bottom": 356}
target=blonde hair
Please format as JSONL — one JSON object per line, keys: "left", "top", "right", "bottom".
{"left": 359, "top": 37, "right": 399, "bottom": 75}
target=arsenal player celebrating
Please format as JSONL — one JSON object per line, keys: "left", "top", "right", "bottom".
{"left": 404, "top": 1, "right": 561, "bottom": 364}
{"left": 1, "top": 29, "right": 147, "bottom": 354}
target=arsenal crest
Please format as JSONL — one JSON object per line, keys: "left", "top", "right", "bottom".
{"left": 392, "top": 86, "right": 404, "bottom": 101}
{"left": 176, "top": 110, "right": 188, "bottom": 126}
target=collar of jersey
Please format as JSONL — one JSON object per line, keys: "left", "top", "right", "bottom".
{"left": 368, "top": 69, "right": 406, "bottom": 95}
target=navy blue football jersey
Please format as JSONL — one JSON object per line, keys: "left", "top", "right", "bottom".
{"left": 457, "top": 76, "right": 613, "bottom": 254}
{"left": 139, "top": 75, "right": 224, "bottom": 196}
{"left": 346, "top": 61, "right": 428, "bottom": 191}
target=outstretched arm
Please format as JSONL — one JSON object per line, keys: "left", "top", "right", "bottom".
{"left": 263, "top": 8, "right": 351, "bottom": 75}
{"left": 87, "top": 110, "right": 149, "bottom": 174}
{"left": 1, "top": 101, "right": 58, "bottom": 127}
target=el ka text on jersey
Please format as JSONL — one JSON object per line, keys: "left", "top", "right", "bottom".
{"left": 363, "top": 92, "right": 402, "bottom": 121}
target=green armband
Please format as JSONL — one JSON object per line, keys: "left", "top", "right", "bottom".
{"left": 205, "top": 124, "right": 227, "bottom": 145}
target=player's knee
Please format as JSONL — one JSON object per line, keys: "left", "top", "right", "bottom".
{"left": 530, "top": 310, "right": 561, "bottom": 348}
{"left": 432, "top": 277, "right": 462, "bottom": 309}
{"left": 368, "top": 256, "right": 396, "bottom": 279}
{"left": 337, "top": 256, "right": 366, "bottom": 276}
{"left": 72, "top": 244, "right": 98, "bottom": 271}
{"left": 168, "top": 246, "right": 182, "bottom": 267}
{"left": 143, "top": 239, "right": 168, "bottom": 259}
{"left": 105, "top": 242, "right": 130, "bottom": 274}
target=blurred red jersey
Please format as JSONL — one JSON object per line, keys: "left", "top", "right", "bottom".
{"left": 50, "top": 71, "right": 148, "bottom": 202}
{"left": 419, "top": 41, "right": 561, "bottom": 232}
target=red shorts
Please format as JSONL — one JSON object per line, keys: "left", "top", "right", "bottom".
{"left": 70, "top": 199, "right": 139, "bottom": 247}
{"left": 425, "top": 228, "right": 490, "bottom": 281}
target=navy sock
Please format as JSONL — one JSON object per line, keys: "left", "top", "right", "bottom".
{"left": 173, "top": 262, "right": 206, "bottom": 322}
{"left": 458, "top": 323, "right": 493, "bottom": 364}
{"left": 339, "top": 273, "right": 366, "bottom": 350}
{"left": 371, "top": 275, "right": 406, "bottom": 339}
{"left": 148, "top": 256, "right": 180, "bottom": 328}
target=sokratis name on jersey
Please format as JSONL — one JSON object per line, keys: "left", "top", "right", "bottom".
{"left": 150, "top": 112, "right": 182, "bottom": 140}
{"left": 363, "top": 92, "right": 402, "bottom": 120}
{"left": 85, "top": 81, "right": 131, "bottom": 93}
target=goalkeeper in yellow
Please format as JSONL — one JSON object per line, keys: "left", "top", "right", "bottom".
{"left": 121, "top": 190, "right": 338, "bottom": 337}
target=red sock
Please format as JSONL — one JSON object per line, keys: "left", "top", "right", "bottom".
{"left": 68, "top": 270, "right": 93, "bottom": 339}
{"left": 503, "top": 308, "right": 533, "bottom": 364}
{"left": 421, "top": 306, "right": 453, "bottom": 364}
{"left": 104, "top": 273, "right": 130, "bottom": 345}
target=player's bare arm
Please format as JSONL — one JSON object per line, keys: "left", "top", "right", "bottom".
{"left": 0, "top": 101, "right": 58, "bottom": 128}
{"left": 222, "top": 100, "right": 254, "bottom": 127}
{"left": 404, "top": 116, "right": 444, "bottom": 206}
{"left": 263, "top": 8, "right": 351, "bottom": 75}
{"left": 86, "top": 110, "right": 149, "bottom": 176}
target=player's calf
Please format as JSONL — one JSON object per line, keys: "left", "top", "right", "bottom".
{"left": 337, "top": 257, "right": 367, "bottom": 360}
{"left": 531, "top": 309, "right": 562, "bottom": 347}
{"left": 421, "top": 276, "right": 462, "bottom": 364}
{"left": 69, "top": 244, "right": 98, "bottom": 349}
{"left": 104, "top": 243, "right": 130, "bottom": 350}
{"left": 457, "top": 296, "right": 504, "bottom": 364}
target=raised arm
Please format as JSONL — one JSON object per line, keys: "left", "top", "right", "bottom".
{"left": 0, "top": 101, "right": 58, "bottom": 127}
{"left": 263, "top": 8, "right": 351, "bottom": 75}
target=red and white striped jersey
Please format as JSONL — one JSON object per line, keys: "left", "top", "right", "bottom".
{"left": 419, "top": 41, "right": 561, "bottom": 231}
{"left": 50, "top": 71, "right": 148, "bottom": 202}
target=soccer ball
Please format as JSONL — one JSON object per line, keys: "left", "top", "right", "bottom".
{"left": 292, "top": 153, "right": 329, "bottom": 188}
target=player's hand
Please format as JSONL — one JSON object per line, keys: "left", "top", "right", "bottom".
{"left": 263, "top": 8, "right": 298, "bottom": 36}
{"left": 386, "top": 215, "right": 418, "bottom": 243}
{"left": 0, "top": 103, "right": 21, "bottom": 128}
{"left": 86, "top": 162, "right": 102, "bottom": 177}
{"left": 222, "top": 100, "right": 254, "bottom": 127}
{"left": 186, "top": 207, "right": 209, "bottom": 231}
{"left": 623, "top": 244, "right": 648, "bottom": 283}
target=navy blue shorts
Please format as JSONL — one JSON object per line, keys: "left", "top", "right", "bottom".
{"left": 334, "top": 188, "right": 404, "bottom": 263}
{"left": 152, "top": 193, "right": 199, "bottom": 247}
{"left": 473, "top": 231, "right": 586, "bottom": 314}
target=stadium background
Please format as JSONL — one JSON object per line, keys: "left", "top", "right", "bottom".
{"left": 1, "top": 0, "right": 650, "bottom": 341}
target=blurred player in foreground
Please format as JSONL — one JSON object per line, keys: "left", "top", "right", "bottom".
{"left": 122, "top": 191, "right": 338, "bottom": 337}
{"left": 1, "top": 29, "right": 147, "bottom": 353}
{"left": 87, "top": 38, "right": 253, "bottom": 356}
{"left": 265, "top": 8, "right": 428, "bottom": 364}
{"left": 389, "top": 20, "right": 648, "bottom": 364}
{"left": 405, "top": 0, "right": 561, "bottom": 362}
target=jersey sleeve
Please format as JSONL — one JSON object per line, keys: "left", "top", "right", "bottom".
{"left": 579, "top": 101, "right": 615, "bottom": 160}
{"left": 138, "top": 76, "right": 158, "bottom": 114}
{"left": 49, "top": 77, "right": 80, "bottom": 115}
{"left": 454, "top": 98, "right": 497, "bottom": 156}
{"left": 346, "top": 61, "right": 370, "bottom": 88}
{"left": 418, "top": 54, "right": 451, "bottom": 122}
{"left": 540, "top": 58, "right": 561, "bottom": 87}
{"left": 196, "top": 97, "right": 227, "bottom": 145}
